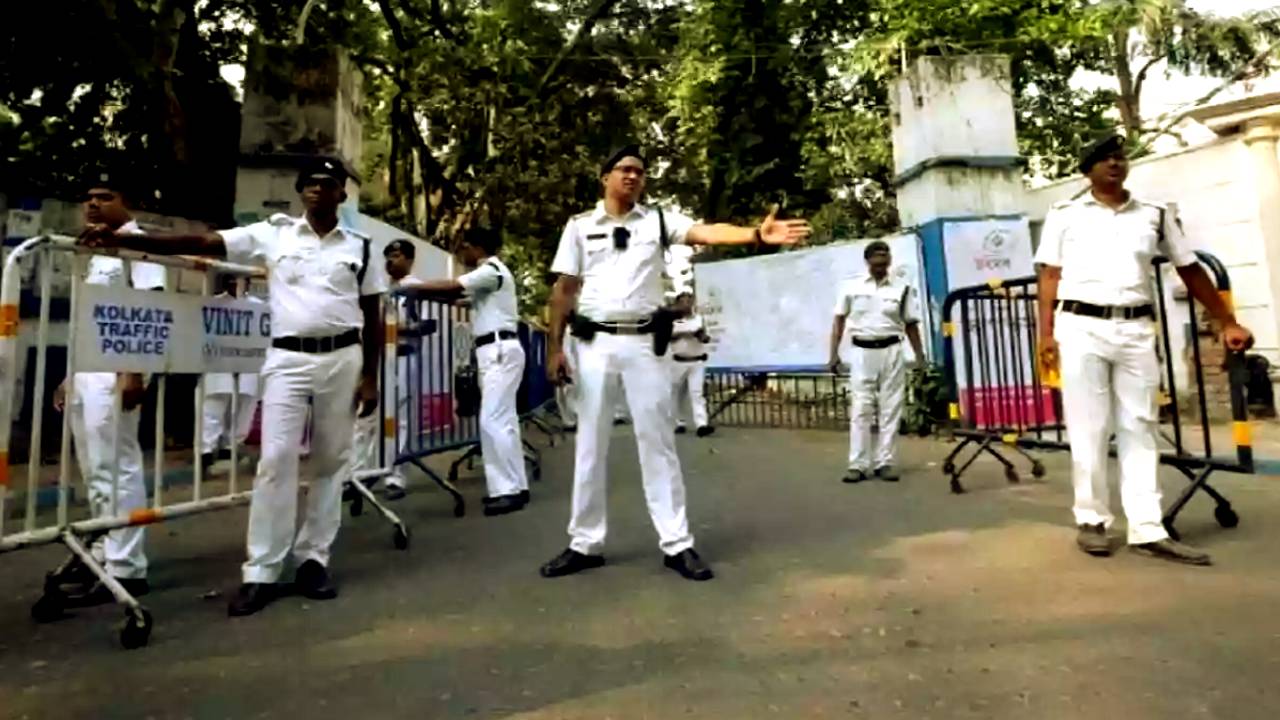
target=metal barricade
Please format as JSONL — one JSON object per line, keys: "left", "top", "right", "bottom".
{"left": 939, "top": 251, "right": 1254, "bottom": 539}
{"left": 704, "top": 370, "right": 849, "bottom": 429}
{"left": 517, "top": 324, "right": 563, "bottom": 458}
{"left": 0, "top": 236, "right": 267, "bottom": 648}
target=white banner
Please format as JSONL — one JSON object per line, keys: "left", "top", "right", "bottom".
{"left": 942, "top": 218, "right": 1034, "bottom": 290}
{"left": 695, "top": 236, "right": 928, "bottom": 370}
{"left": 74, "top": 285, "right": 272, "bottom": 374}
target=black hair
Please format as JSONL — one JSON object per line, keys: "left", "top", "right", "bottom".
{"left": 383, "top": 239, "right": 416, "bottom": 260}
{"left": 459, "top": 226, "right": 502, "bottom": 256}
{"left": 864, "top": 240, "right": 891, "bottom": 259}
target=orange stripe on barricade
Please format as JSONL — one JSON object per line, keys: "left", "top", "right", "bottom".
{"left": 128, "top": 508, "right": 162, "bottom": 526}
{"left": 1233, "top": 420, "right": 1252, "bottom": 448}
{"left": 383, "top": 417, "right": 396, "bottom": 438}
{"left": 0, "top": 304, "right": 18, "bottom": 337}
{"left": 385, "top": 322, "right": 398, "bottom": 344}
{"left": 0, "top": 450, "right": 9, "bottom": 488}
{"left": 1219, "top": 290, "right": 1234, "bottom": 312}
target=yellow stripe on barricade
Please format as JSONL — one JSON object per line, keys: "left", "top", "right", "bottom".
{"left": 949, "top": 403, "right": 960, "bottom": 420}
{"left": 1219, "top": 290, "right": 1234, "bottom": 312}
{"left": 0, "top": 304, "right": 18, "bottom": 337}
{"left": 385, "top": 321, "right": 398, "bottom": 344}
{"left": 1001, "top": 433, "right": 1018, "bottom": 445}
{"left": 384, "top": 417, "right": 396, "bottom": 438}
{"left": 943, "top": 322, "right": 954, "bottom": 337}
{"left": 128, "top": 508, "right": 162, "bottom": 526}
{"left": 1233, "top": 420, "right": 1252, "bottom": 448}
{"left": 986, "top": 278, "right": 1003, "bottom": 290}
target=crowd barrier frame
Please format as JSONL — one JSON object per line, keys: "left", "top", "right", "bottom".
{"left": 939, "top": 251, "right": 1255, "bottom": 540}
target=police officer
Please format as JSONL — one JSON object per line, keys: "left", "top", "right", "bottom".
{"left": 828, "top": 241, "right": 925, "bottom": 484}
{"left": 54, "top": 172, "right": 166, "bottom": 605}
{"left": 201, "top": 274, "right": 262, "bottom": 473}
{"left": 1036, "top": 134, "right": 1253, "bottom": 565}
{"left": 541, "top": 144, "right": 810, "bottom": 581}
{"left": 669, "top": 291, "right": 714, "bottom": 437}
{"left": 353, "top": 239, "right": 424, "bottom": 500}
{"left": 81, "top": 156, "right": 388, "bottom": 614}
{"left": 397, "top": 226, "right": 530, "bottom": 516}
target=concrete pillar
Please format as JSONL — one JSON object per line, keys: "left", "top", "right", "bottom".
{"left": 1242, "top": 118, "right": 1280, "bottom": 395}
{"left": 233, "top": 42, "right": 364, "bottom": 225}
{"left": 889, "top": 55, "right": 1034, "bottom": 355}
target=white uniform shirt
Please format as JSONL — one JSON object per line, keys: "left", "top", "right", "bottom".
{"left": 833, "top": 274, "right": 919, "bottom": 339}
{"left": 1033, "top": 194, "right": 1196, "bottom": 307}
{"left": 458, "top": 257, "right": 519, "bottom": 337}
{"left": 85, "top": 220, "right": 168, "bottom": 291}
{"left": 551, "top": 201, "right": 696, "bottom": 322}
{"left": 219, "top": 214, "right": 389, "bottom": 338}
{"left": 671, "top": 314, "right": 708, "bottom": 358}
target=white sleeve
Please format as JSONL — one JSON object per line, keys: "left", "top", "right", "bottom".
{"left": 833, "top": 283, "right": 851, "bottom": 317}
{"left": 359, "top": 242, "right": 389, "bottom": 296}
{"left": 1033, "top": 207, "right": 1067, "bottom": 267}
{"left": 130, "top": 262, "right": 167, "bottom": 291}
{"left": 662, "top": 209, "right": 697, "bottom": 246}
{"left": 219, "top": 221, "right": 272, "bottom": 266}
{"left": 903, "top": 285, "right": 921, "bottom": 324}
{"left": 458, "top": 262, "right": 503, "bottom": 295}
{"left": 1159, "top": 204, "right": 1198, "bottom": 268}
{"left": 550, "top": 220, "right": 581, "bottom": 276}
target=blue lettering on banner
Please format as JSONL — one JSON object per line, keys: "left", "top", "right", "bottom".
{"left": 92, "top": 303, "right": 174, "bottom": 357}
{"left": 259, "top": 313, "right": 271, "bottom": 337}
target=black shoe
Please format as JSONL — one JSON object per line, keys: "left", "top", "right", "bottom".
{"left": 200, "top": 452, "right": 215, "bottom": 472}
{"left": 483, "top": 490, "right": 530, "bottom": 505}
{"left": 216, "top": 448, "right": 233, "bottom": 461}
{"left": 675, "top": 426, "right": 688, "bottom": 435}
{"left": 614, "top": 417, "right": 630, "bottom": 426}
{"left": 385, "top": 485, "right": 407, "bottom": 501}
{"left": 540, "top": 548, "right": 606, "bottom": 578}
{"left": 65, "top": 577, "right": 150, "bottom": 608}
{"left": 1076, "top": 524, "right": 1111, "bottom": 557}
{"left": 875, "top": 465, "right": 900, "bottom": 482}
{"left": 695, "top": 426, "right": 716, "bottom": 438}
{"left": 294, "top": 560, "right": 339, "bottom": 600}
{"left": 1130, "top": 539, "right": 1212, "bottom": 566}
{"left": 228, "top": 583, "right": 278, "bottom": 617}
{"left": 842, "top": 469, "right": 868, "bottom": 484}
{"left": 664, "top": 549, "right": 714, "bottom": 581}
{"left": 483, "top": 495, "right": 527, "bottom": 517}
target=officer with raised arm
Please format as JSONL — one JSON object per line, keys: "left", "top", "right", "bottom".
{"left": 1036, "top": 134, "right": 1252, "bottom": 566}
{"left": 540, "top": 144, "right": 810, "bottom": 581}
{"left": 81, "top": 156, "right": 387, "bottom": 615}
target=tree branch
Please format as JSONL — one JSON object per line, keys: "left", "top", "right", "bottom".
{"left": 530, "top": 0, "right": 618, "bottom": 102}
{"left": 376, "top": 0, "right": 410, "bottom": 52}
{"left": 1132, "top": 52, "right": 1165, "bottom": 107}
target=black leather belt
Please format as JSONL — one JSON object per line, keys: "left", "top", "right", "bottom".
{"left": 673, "top": 353, "right": 708, "bottom": 363}
{"left": 272, "top": 329, "right": 361, "bottom": 354}
{"left": 852, "top": 336, "right": 901, "bottom": 349}
{"left": 475, "top": 330, "right": 518, "bottom": 348}
{"left": 581, "top": 318, "right": 655, "bottom": 336}
{"left": 1058, "top": 300, "right": 1154, "bottom": 320}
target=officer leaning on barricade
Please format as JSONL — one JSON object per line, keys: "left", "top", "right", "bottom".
{"left": 669, "top": 291, "right": 715, "bottom": 438}
{"left": 201, "top": 273, "right": 263, "bottom": 474}
{"left": 80, "top": 156, "right": 388, "bottom": 615}
{"left": 540, "top": 144, "right": 811, "bottom": 581}
{"left": 352, "top": 238, "right": 425, "bottom": 501}
{"left": 397, "top": 225, "right": 531, "bottom": 517}
{"left": 828, "top": 241, "right": 925, "bottom": 485}
{"left": 1036, "top": 134, "right": 1253, "bottom": 566}
{"left": 51, "top": 171, "right": 167, "bottom": 606}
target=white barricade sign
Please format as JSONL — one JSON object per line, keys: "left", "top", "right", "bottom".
{"left": 74, "top": 284, "right": 271, "bottom": 374}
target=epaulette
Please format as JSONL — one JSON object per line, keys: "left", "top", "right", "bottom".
{"left": 571, "top": 210, "right": 594, "bottom": 221}
{"left": 267, "top": 213, "right": 295, "bottom": 226}
{"left": 343, "top": 226, "right": 371, "bottom": 240}
{"left": 1049, "top": 199, "right": 1074, "bottom": 210}
{"left": 1134, "top": 198, "right": 1168, "bottom": 212}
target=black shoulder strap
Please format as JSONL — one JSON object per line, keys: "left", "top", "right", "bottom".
{"left": 356, "top": 236, "right": 371, "bottom": 289}
{"left": 899, "top": 284, "right": 910, "bottom": 323}
{"left": 658, "top": 205, "right": 669, "bottom": 249}
{"left": 485, "top": 258, "right": 504, "bottom": 289}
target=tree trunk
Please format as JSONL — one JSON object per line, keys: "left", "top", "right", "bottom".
{"left": 1112, "top": 27, "right": 1142, "bottom": 140}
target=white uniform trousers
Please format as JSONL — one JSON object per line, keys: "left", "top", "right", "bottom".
{"left": 670, "top": 361, "right": 709, "bottom": 429}
{"left": 202, "top": 392, "right": 258, "bottom": 453}
{"left": 68, "top": 372, "right": 148, "bottom": 579}
{"left": 243, "top": 345, "right": 361, "bottom": 584}
{"left": 353, "top": 357, "right": 411, "bottom": 488}
{"left": 557, "top": 335, "right": 579, "bottom": 426}
{"left": 1055, "top": 312, "right": 1167, "bottom": 544}
{"left": 477, "top": 338, "right": 529, "bottom": 498}
{"left": 568, "top": 333, "right": 694, "bottom": 556}
{"left": 848, "top": 343, "right": 906, "bottom": 472}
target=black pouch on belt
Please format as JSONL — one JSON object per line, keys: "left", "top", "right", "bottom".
{"left": 652, "top": 308, "right": 677, "bottom": 357}
{"left": 454, "top": 361, "right": 481, "bottom": 418}
{"left": 569, "top": 313, "right": 597, "bottom": 342}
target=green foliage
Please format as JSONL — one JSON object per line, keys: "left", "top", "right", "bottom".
{"left": 901, "top": 364, "right": 950, "bottom": 437}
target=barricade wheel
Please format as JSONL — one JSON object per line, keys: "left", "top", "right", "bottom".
{"left": 393, "top": 526, "right": 410, "bottom": 550}
{"left": 1214, "top": 506, "right": 1240, "bottom": 529}
{"left": 949, "top": 477, "right": 965, "bottom": 495}
{"left": 1031, "top": 462, "right": 1046, "bottom": 478}
{"left": 119, "top": 607, "right": 152, "bottom": 650}
{"left": 1004, "top": 467, "right": 1020, "bottom": 484}
{"left": 453, "top": 499, "right": 466, "bottom": 518}
{"left": 350, "top": 494, "right": 364, "bottom": 518}
{"left": 31, "top": 591, "right": 66, "bottom": 624}
{"left": 942, "top": 462, "right": 956, "bottom": 475}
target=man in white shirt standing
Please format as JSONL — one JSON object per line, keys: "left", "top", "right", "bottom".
{"left": 201, "top": 274, "right": 262, "bottom": 473}
{"left": 828, "top": 241, "right": 925, "bottom": 484}
{"left": 540, "top": 144, "right": 810, "bottom": 581}
{"left": 669, "top": 291, "right": 714, "bottom": 437}
{"left": 81, "top": 156, "right": 388, "bottom": 615}
{"left": 1036, "top": 134, "right": 1253, "bottom": 565}
{"left": 397, "top": 226, "right": 530, "bottom": 516}
{"left": 54, "top": 173, "right": 167, "bottom": 605}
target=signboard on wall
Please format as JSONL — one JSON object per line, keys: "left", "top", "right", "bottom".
{"left": 694, "top": 235, "right": 929, "bottom": 370}
{"left": 74, "top": 285, "right": 271, "bottom": 374}
{"left": 942, "top": 218, "right": 1034, "bottom": 290}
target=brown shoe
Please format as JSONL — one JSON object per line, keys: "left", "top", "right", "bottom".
{"left": 1076, "top": 524, "right": 1111, "bottom": 557}
{"left": 1130, "top": 539, "right": 1212, "bottom": 566}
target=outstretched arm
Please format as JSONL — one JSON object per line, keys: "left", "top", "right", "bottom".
{"left": 81, "top": 225, "right": 227, "bottom": 257}
{"left": 398, "top": 278, "right": 465, "bottom": 302}
{"left": 686, "top": 208, "right": 811, "bottom": 247}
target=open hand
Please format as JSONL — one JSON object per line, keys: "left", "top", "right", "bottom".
{"left": 1038, "top": 336, "right": 1060, "bottom": 377}
{"left": 355, "top": 375, "right": 379, "bottom": 418}
{"left": 79, "top": 223, "right": 122, "bottom": 249}
{"left": 120, "top": 374, "right": 146, "bottom": 411}
{"left": 53, "top": 379, "right": 68, "bottom": 412}
{"left": 548, "top": 349, "right": 572, "bottom": 386}
{"left": 759, "top": 205, "right": 811, "bottom": 246}
{"left": 1223, "top": 322, "right": 1254, "bottom": 353}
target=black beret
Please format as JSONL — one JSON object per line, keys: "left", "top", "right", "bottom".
{"left": 383, "top": 238, "right": 416, "bottom": 259}
{"left": 295, "top": 155, "right": 349, "bottom": 192}
{"left": 1078, "top": 134, "right": 1126, "bottom": 174}
{"left": 601, "top": 144, "right": 645, "bottom": 175}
